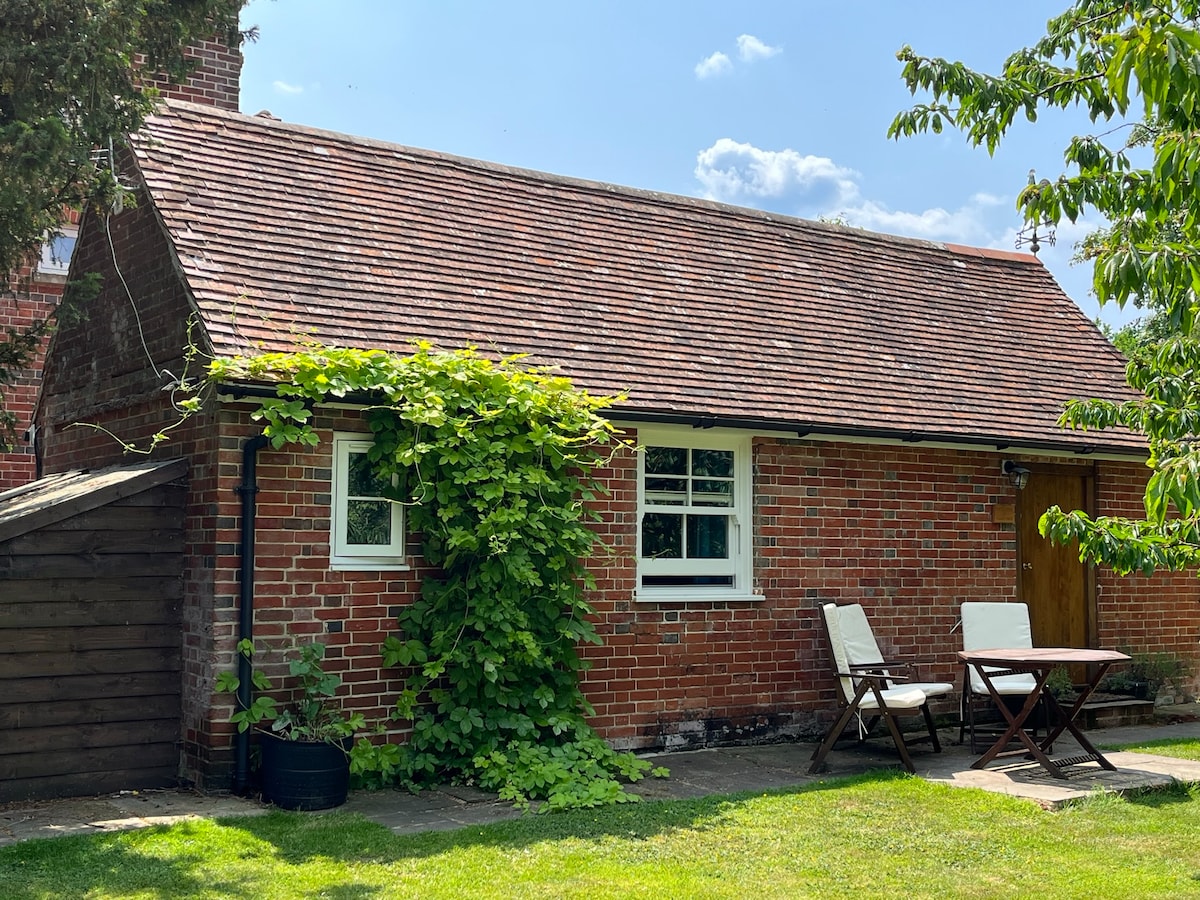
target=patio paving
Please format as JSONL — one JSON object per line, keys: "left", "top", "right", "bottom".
{"left": 3, "top": 712, "right": 1200, "bottom": 845}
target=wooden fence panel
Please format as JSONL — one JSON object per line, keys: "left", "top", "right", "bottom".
{"left": 0, "top": 474, "right": 186, "bottom": 802}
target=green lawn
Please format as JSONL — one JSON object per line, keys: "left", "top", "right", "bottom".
{"left": 1102, "top": 737, "right": 1200, "bottom": 761}
{"left": 4, "top": 773, "right": 1200, "bottom": 899}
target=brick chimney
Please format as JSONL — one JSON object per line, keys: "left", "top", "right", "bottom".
{"left": 136, "top": 35, "right": 243, "bottom": 111}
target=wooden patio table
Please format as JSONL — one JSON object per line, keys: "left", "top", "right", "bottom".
{"left": 957, "top": 647, "right": 1130, "bottom": 779}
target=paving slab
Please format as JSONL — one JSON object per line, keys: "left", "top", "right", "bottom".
{"left": 0, "top": 791, "right": 269, "bottom": 847}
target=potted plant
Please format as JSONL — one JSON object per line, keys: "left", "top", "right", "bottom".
{"left": 1100, "top": 650, "right": 1188, "bottom": 703}
{"left": 1127, "top": 651, "right": 1188, "bottom": 702}
{"left": 217, "top": 639, "right": 365, "bottom": 810}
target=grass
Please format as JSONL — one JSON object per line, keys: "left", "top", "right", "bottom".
{"left": 4, "top": 773, "right": 1200, "bottom": 899}
{"left": 1101, "top": 736, "right": 1200, "bottom": 761}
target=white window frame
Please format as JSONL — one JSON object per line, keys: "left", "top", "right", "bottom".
{"left": 635, "top": 427, "right": 755, "bottom": 602}
{"left": 330, "top": 433, "right": 408, "bottom": 571}
{"left": 37, "top": 227, "right": 77, "bottom": 276}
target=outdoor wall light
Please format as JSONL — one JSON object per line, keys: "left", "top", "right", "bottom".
{"left": 1001, "top": 459, "right": 1031, "bottom": 490}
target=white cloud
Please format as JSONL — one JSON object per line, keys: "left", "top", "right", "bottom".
{"left": 691, "top": 138, "right": 1134, "bottom": 325}
{"left": 273, "top": 80, "right": 304, "bottom": 95}
{"left": 695, "top": 138, "right": 861, "bottom": 211}
{"left": 836, "top": 199, "right": 999, "bottom": 245}
{"left": 736, "top": 34, "right": 780, "bottom": 62}
{"left": 694, "top": 139, "right": 1021, "bottom": 245}
{"left": 694, "top": 51, "right": 733, "bottom": 80}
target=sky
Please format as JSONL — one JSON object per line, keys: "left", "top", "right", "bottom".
{"left": 236, "top": 0, "right": 1141, "bottom": 330}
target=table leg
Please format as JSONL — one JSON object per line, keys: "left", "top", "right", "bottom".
{"left": 970, "top": 666, "right": 1067, "bottom": 778}
{"left": 1038, "top": 663, "right": 1118, "bottom": 771}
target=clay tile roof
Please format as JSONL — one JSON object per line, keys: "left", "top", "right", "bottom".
{"left": 133, "top": 100, "right": 1143, "bottom": 454}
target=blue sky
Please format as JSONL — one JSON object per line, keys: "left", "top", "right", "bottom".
{"left": 238, "top": 0, "right": 1138, "bottom": 329}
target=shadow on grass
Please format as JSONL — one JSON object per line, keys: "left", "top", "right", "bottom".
{"left": 10, "top": 763, "right": 1193, "bottom": 899}
{"left": 219, "top": 769, "right": 916, "bottom": 866}
{"left": 0, "top": 770, "right": 916, "bottom": 899}
{"left": 0, "top": 821, "right": 241, "bottom": 900}
{"left": 1118, "top": 781, "right": 1200, "bottom": 809}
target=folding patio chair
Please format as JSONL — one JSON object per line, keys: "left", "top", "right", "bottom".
{"left": 809, "top": 602, "right": 954, "bottom": 774}
{"left": 958, "top": 601, "right": 1042, "bottom": 753}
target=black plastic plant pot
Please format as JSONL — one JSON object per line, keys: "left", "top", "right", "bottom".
{"left": 259, "top": 733, "right": 351, "bottom": 811}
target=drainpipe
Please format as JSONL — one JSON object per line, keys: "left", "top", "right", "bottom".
{"left": 232, "top": 433, "right": 269, "bottom": 794}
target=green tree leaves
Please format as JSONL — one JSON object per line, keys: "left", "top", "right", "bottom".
{"left": 0, "top": 0, "right": 250, "bottom": 445}
{"left": 0, "top": 0, "right": 249, "bottom": 276}
{"left": 894, "top": 1, "right": 1200, "bottom": 578}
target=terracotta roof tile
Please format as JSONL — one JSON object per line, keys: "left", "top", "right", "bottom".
{"left": 133, "top": 101, "right": 1143, "bottom": 454}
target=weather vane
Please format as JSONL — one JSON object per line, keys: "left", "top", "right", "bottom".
{"left": 1014, "top": 169, "right": 1057, "bottom": 255}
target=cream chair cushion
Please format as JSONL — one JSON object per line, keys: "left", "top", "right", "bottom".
{"left": 823, "top": 603, "right": 953, "bottom": 705}
{"left": 960, "top": 601, "right": 1039, "bottom": 695}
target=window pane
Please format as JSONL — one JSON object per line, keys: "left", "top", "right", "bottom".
{"left": 346, "top": 499, "right": 392, "bottom": 545}
{"left": 645, "top": 446, "right": 687, "bottom": 475}
{"left": 691, "top": 479, "right": 733, "bottom": 507}
{"left": 691, "top": 449, "right": 733, "bottom": 478}
{"left": 39, "top": 232, "right": 76, "bottom": 273}
{"left": 687, "top": 514, "right": 728, "bottom": 559}
{"left": 348, "top": 451, "right": 388, "bottom": 498}
{"left": 645, "top": 476, "right": 687, "bottom": 505}
{"left": 642, "top": 512, "right": 682, "bottom": 558}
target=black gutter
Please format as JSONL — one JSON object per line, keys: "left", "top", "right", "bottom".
{"left": 605, "top": 409, "right": 1143, "bottom": 458}
{"left": 232, "top": 433, "right": 269, "bottom": 794}
{"left": 215, "top": 382, "right": 1143, "bottom": 458}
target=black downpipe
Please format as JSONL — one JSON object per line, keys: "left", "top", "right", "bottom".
{"left": 233, "top": 433, "right": 269, "bottom": 794}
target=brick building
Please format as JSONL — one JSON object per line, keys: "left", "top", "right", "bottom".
{"left": 0, "top": 36, "right": 242, "bottom": 490}
{"left": 27, "top": 96, "right": 1199, "bottom": 791}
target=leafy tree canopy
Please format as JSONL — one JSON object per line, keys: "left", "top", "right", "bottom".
{"left": 0, "top": 1, "right": 249, "bottom": 448}
{"left": 1104, "top": 309, "right": 1176, "bottom": 362}
{"left": 891, "top": 1, "right": 1200, "bottom": 575}
{"left": 0, "top": 0, "right": 249, "bottom": 279}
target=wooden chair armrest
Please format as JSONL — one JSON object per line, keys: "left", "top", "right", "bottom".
{"left": 963, "top": 664, "right": 1024, "bottom": 679}
{"left": 838, "top": 668, "right": 907, "bottom": 683}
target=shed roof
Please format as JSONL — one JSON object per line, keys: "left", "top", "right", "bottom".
{"left": 0, "top": 458, "right": 187, "bottom": 544}
{"left": 131, "top": 101, "right": 1141, "bottom": 454}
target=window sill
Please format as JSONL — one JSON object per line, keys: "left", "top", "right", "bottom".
{"left": 329, "top": 560, "right": 412, "bottom": 572}
{"left": 633, "top": 591, "right": 765, "bottom": 605}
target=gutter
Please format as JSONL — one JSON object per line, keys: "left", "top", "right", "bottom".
{"left": 232, "top": 433, "right": 269, "bottom": 794}
{"left": 609, "top": 409, "right": 1145, "bottom": 458}
{"left": 215, "top": 382, "right": 1143, "bottom": 458}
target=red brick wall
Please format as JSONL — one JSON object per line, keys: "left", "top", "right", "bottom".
{"left": 579, "top": 437, "right": 1027, "bottom": 749}
{"left": 0, "top": 266, "right": 62, "bottom": 488}
{"left": 184, "top": 410, "right": 423, "bottom": 785}
{"left": 39, "top": 363, "right": 1200, "bottom": 785}
{"left": 1095, "top": 459, "right": 1200, "bottom": 673}
{"left": 136, "top": 37, "right": 243, "bottom": 112}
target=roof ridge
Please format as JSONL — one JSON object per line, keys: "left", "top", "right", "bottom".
{"left": 155, "top": 99, "right": 1007, "bottom": 263}
{"left": 943, "top": 242, "right": 1041, "bottom": 265}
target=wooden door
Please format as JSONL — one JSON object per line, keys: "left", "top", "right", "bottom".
{"left": 1016, "top": 467, "right": 1094, "bottom": 650}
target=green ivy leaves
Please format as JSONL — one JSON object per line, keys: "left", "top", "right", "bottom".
{"left": 211, "top": 344, "right": 662, "bottom": 808}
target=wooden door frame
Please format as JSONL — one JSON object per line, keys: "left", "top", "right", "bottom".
{"left": 1014, "top": 462, "right": 1098, "bottom": 648}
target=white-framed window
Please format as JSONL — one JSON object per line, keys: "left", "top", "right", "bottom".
{"left": 330, "top": 433, "right": 407, "bottom": 570}
{"left": 37, "top": 227, "right": 77, "bottom": 276}
{"left": 635, "top": 427, "right": 754, "bottom": 601}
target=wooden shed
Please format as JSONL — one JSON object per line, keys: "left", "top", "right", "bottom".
{"left": 0, "top": 458, "right": 187, "bottom": 801}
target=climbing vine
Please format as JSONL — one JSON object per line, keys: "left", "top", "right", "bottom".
{"left": 209, "top": 343, "right": 665, "bottom": 809}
